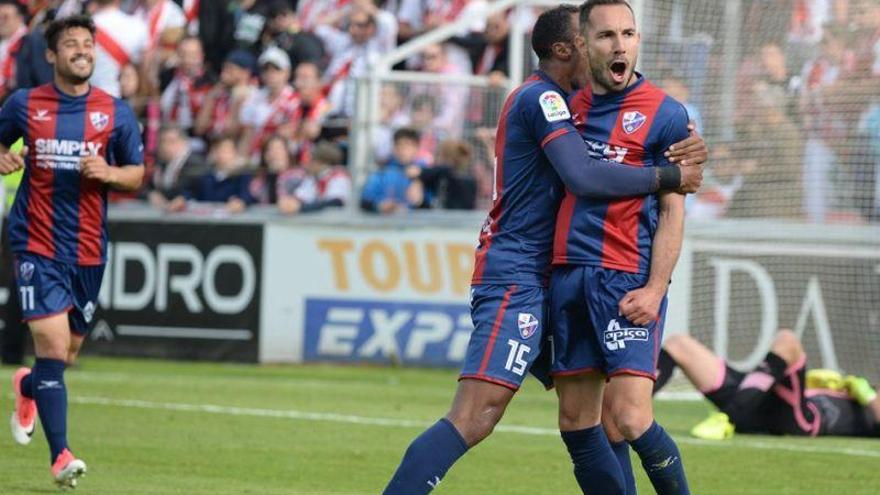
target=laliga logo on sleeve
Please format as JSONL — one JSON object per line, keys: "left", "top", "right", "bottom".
{"left": 517, "top": 313, "right": 539, "bottom": 339}
{"left": 90, "top": 111, "right": 110, "bottom": 132}
{"left": 622, "top": 111, "right": 647, "bottom": 134}
{"left": 539, "top": 91, "right": 571, "bottom": 122}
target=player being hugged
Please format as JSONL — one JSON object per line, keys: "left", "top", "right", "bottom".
{"left": 549, "top": 1, "right": 696, "bottom": 493}
{"left": 1, "top": 15, "right": 144, "bottom": 489}
{"left": 383, "top": 5, "right": 707, "bottom": 494}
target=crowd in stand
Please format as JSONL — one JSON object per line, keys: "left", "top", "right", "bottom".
{"left": 0, "top": 0, "right": 877, "bottom": 222}
{"left": 667, "top": 0, "right": 880, "bottom": 223}
{"left": 0, "top": 0, "right": 520, "bottom": 216}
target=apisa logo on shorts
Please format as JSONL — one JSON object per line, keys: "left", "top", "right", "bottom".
{"left": 517, "top": 313, "right": 539, "bottom": 339}
{"left": 19, "top": 261, "right": 35, "bottom": 283}
{"left": 604, "top": 319, "right": 649, "bottom": 351}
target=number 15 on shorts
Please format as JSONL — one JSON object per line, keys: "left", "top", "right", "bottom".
{"left": 505, "top": 339, "right": 531, "bottom": 376}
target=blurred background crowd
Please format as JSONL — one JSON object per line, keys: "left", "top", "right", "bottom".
{"left": 0, "top": 0, "right": 876, "bottom": 222}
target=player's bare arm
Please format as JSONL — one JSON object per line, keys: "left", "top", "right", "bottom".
{"left": 619, "top": 191, "right": 685, "bottom": 326}
{"left": 80, "top": 155, "right": 144, "bottom": 191}
{"left": 0, "top": 144, "right": 25, "bottom": 175}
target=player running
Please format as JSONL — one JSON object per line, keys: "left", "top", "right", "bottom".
{"left": 655, "top": 330, "right": 880, "bottom": 439}
{"left": 549, "top": 1, "right": 695, "bottom": 493}
{"left": 383, "top": 6, "right": 707, "bottom": 494}
{"left": 2, "top": 15, "right": 144, "bottom": 488}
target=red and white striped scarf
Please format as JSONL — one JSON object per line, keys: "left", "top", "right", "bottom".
{"left": 251, "top": 86, "right": 299, "bottom": 156}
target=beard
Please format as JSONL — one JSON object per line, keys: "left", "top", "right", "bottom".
{"left": 587, "top": 52, "right": 637, "bottom": 93}
{"left": 57, "top": 59, "right": 94, "bottom": 85}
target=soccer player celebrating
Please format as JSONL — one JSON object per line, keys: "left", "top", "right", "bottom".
{"left": 383, "top": 6, "right": 707, "bottom": 494}
{"left": 655, "top": 330, "right": 880, "bottom": 440}
{"left": 549, "top": 1, "right": 694, "bottom": 493}
{"left": 1, "top": 15, "right": 144, "bottom": 488}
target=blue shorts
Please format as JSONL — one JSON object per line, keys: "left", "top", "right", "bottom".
{"left": 459, "top": 284, "right": 550, "bottom": 390}
{"left": 13, "top": 252, "right": 105, "bottom": 336}
{"left": 549, "top": 265, "right": 667, "bottom": 380}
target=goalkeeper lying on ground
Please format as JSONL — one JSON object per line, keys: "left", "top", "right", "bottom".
{"left": 653, "top": 329, "right": 879, "bottom": 439}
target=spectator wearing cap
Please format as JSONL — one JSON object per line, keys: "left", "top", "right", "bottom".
{"left": 280, "top": 140, "right": 351, "bottom": 215}
{"left": 159, "top": 36, "right": 216, "bottom": 144}
{"left": 0, "top": 0, "right": 27, "bottom": 102}
{"left": 262, "top": 3, "right": 325, "bottom": 71}
{"left": 239, "top": 45, "right": 299, "bottom": 162}
{"left": 90, "top": 0, "right": 149, "bottom": 97}
{"left": 316, "top": 0, "right": 398, "bottom": 118}
{"left": 361, "top": 128, "right": 424, "bottom": 214}
{"left": 195, "top": 48, "right": 256, "bottom": 143}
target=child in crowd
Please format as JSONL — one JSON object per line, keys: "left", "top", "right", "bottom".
{"left": 361, "top": 128, "right": 424, "bottom": 214}
{"left": 168, "top": 134, "right": 254, "bottom": 213}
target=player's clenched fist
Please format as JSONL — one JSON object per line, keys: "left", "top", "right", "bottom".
{"left": 678, "top": 164, "right": 703, "bottom": 194}
{"left": 0, "top": 146, "right": 26, "bottom": 175}
{"left": 619, "top": 285, "right": 665, "bottom": 327}
{"left": 80, "top": 155, "right": 115, "bottom": 183}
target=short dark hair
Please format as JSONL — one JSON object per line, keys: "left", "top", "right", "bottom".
{"left": 209, "top": 133, "right": 237, "bottom": 150}
{"left": 393, "top": 127, "right": 420, "bottom": 145}
{"left": 45, "top": 15, "right": 95, "bottom": 53}
{"left": 579, "top": 0, "right": 635, "bottom": 33}
{"left": 311, "top": 140, "right": 344, "bottom": 165}
{"left": 159, "top": 124, "right": 186, "bottom": 138}
{"left": 410, "top": 94, "right": 437, "bottom": 114}
{"left": 531, "top": 5, "right": 580, "bottom": 60}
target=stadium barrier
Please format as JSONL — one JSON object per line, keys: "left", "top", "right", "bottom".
{"left": 0, "top": 209, "right": 876, "bottom": 382}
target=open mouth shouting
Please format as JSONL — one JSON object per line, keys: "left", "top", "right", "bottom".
{"left": 609, "top": 59, "right": 629, "bottom": 85}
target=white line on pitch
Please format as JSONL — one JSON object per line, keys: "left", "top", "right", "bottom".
{"left": 115, "top": 325, "right": 253, "bottom": 340}
{"left": 68, "top": 395, "right": 880, "bottom": 459}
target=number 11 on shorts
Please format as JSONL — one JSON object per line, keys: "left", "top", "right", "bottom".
{"left": 505, "top": 339, "right": 531, "bottom": 376}
{"left": 19, "top": 286, "right": 34, "bottom": 311}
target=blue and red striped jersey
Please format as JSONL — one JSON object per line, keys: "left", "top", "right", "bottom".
{"left": 552, "top": 75, "right": 688, "bottom": 274}
{"left": 472, "top": 71, "right": 575, "bottom": 287}
{"left": 0, "top": 83, "right": 143, "bottom": 266}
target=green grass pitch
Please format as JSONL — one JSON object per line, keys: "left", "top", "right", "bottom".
{"left": 1, "top": 358, "right": 877, "bottom": 494}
